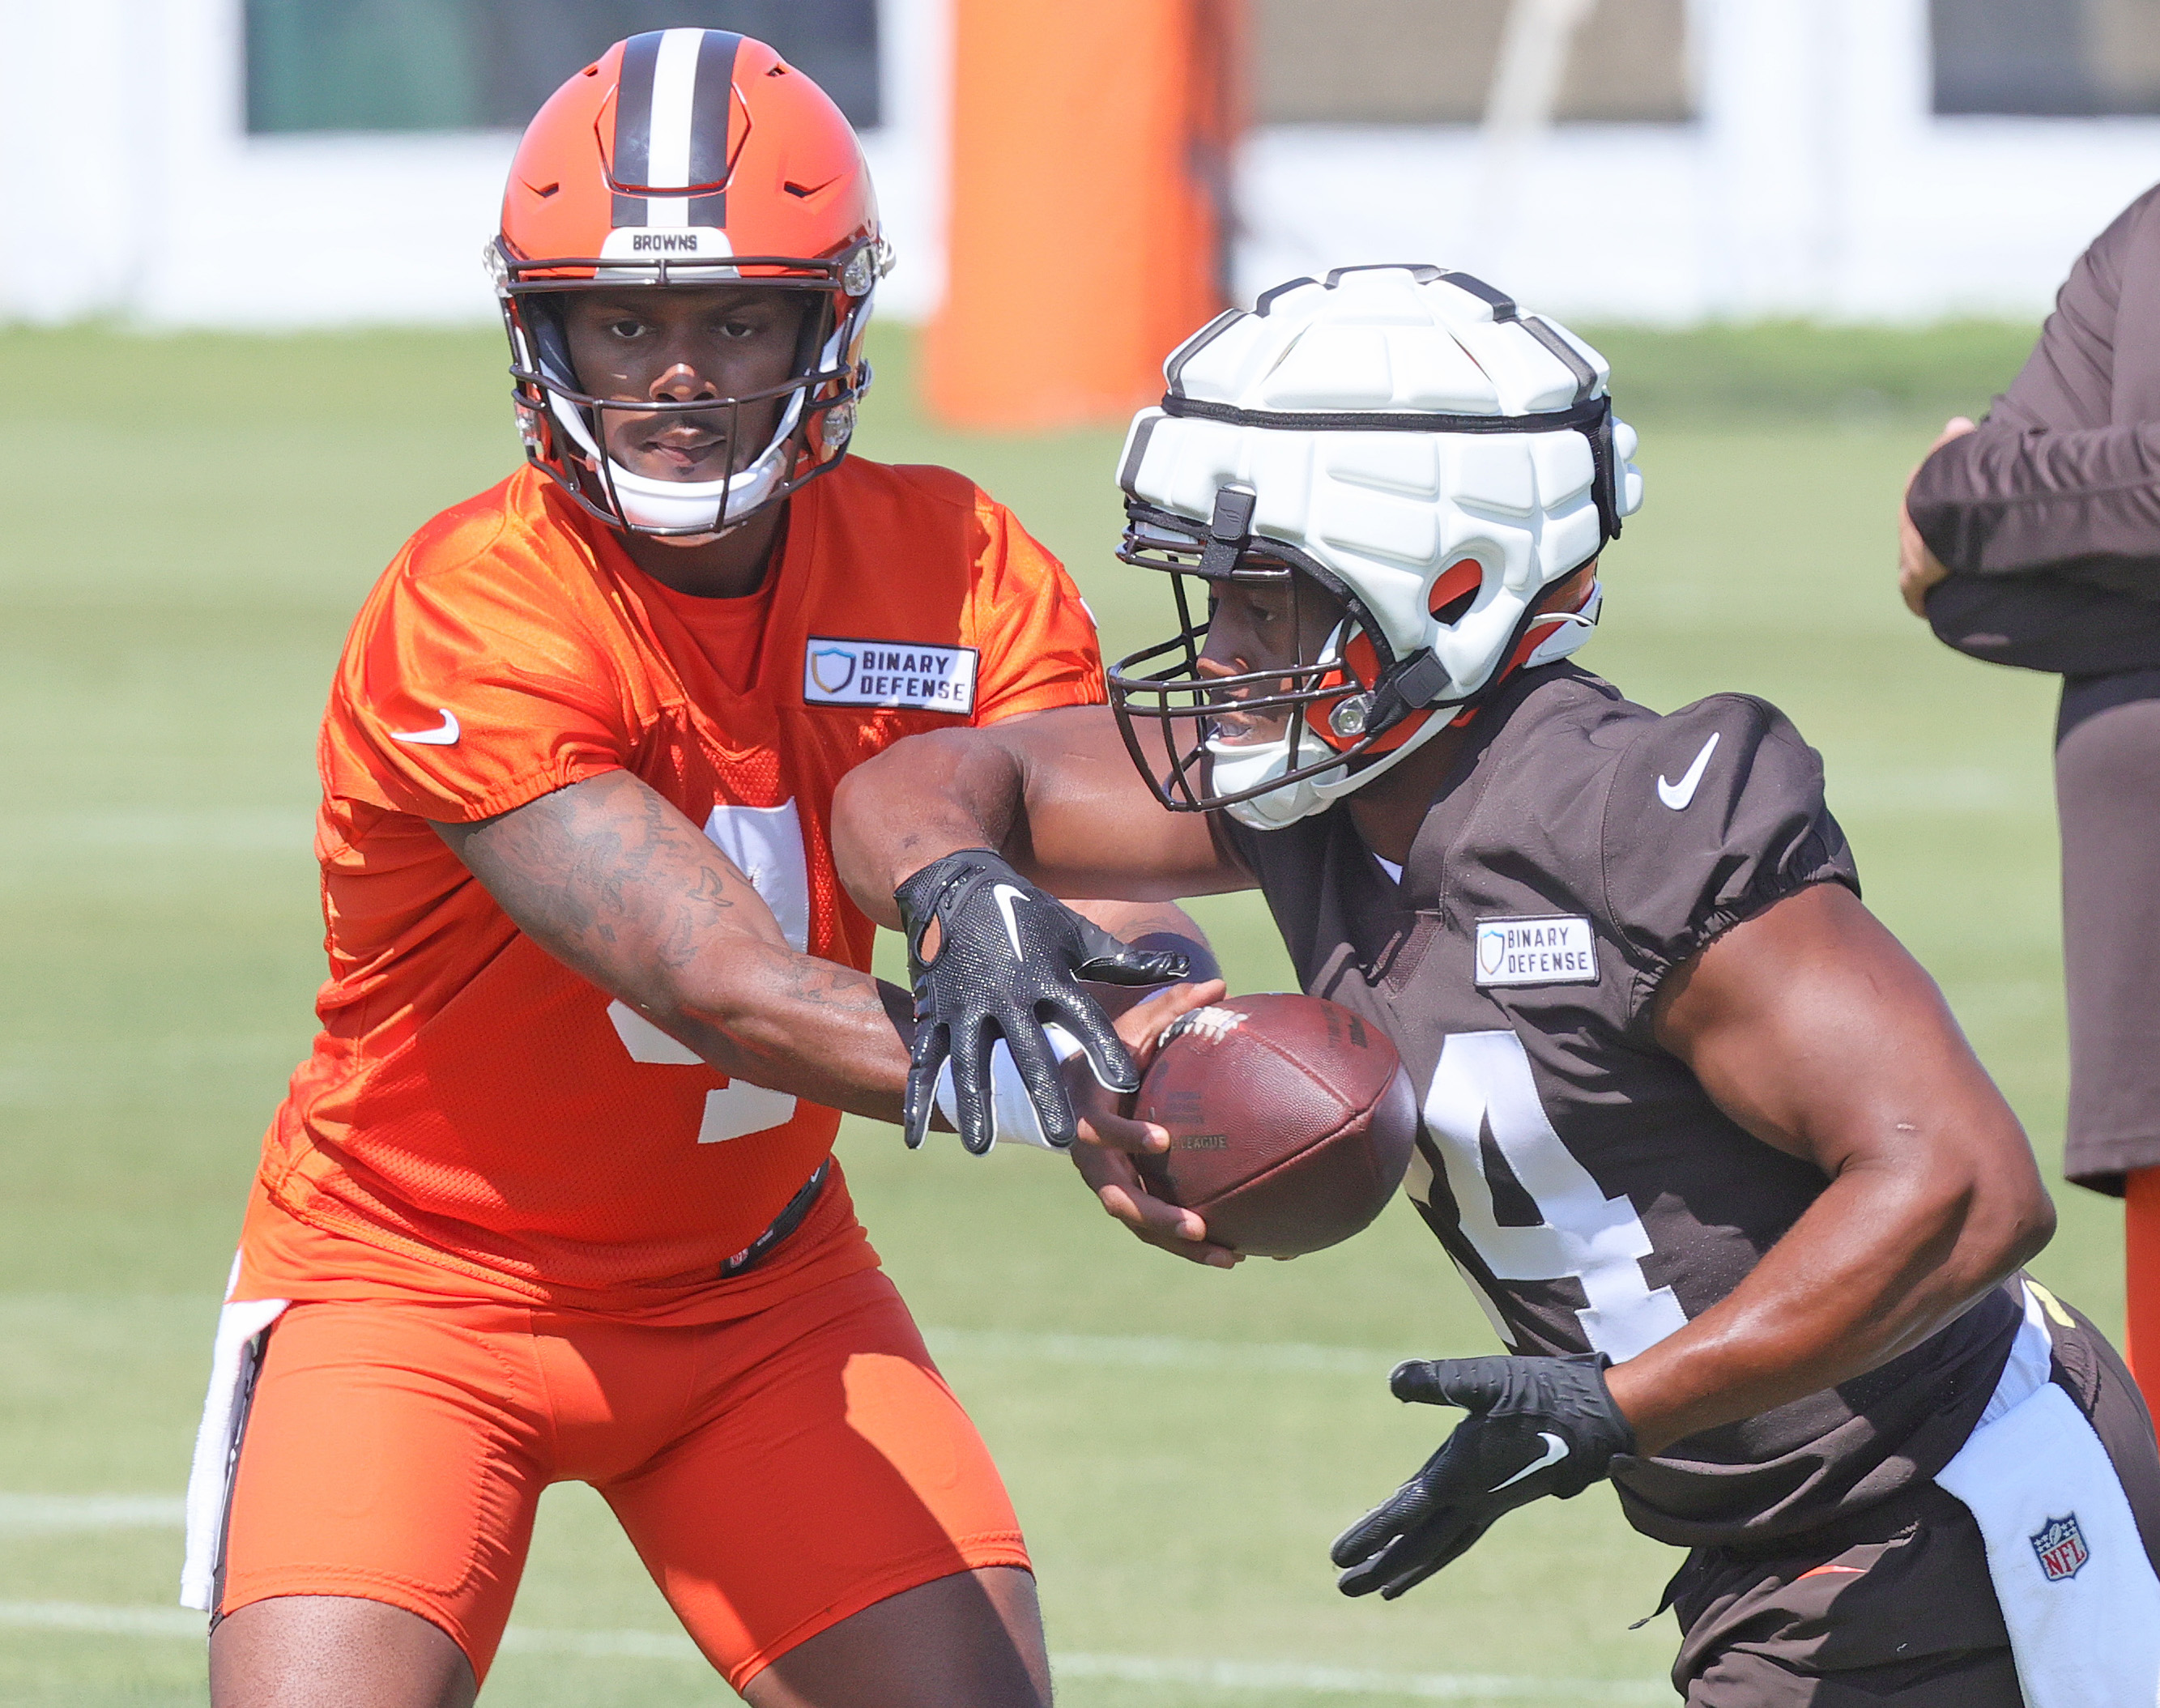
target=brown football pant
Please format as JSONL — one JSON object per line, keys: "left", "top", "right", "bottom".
{"left": 1667, "top": 1295, "right": 2160, "bottom": 1706}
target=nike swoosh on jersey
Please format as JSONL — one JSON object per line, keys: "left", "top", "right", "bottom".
{"left": 1656, "top": 731, "right": 1720, "bottom": 810}
{"left": 1489, "top": 1431, "right": 1569, "bottom": 1493}
{"left": 389, "top": 709, "right": 461, "bottom": 746}
{"left": 991, "top": 883, "right": 1029, "bottom": 956}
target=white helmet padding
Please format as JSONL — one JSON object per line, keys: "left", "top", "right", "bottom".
{"left": 1106, "top": 265, "right": 1643, "bottom": 829}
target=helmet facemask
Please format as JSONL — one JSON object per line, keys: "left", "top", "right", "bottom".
{"left": 496, "top": 240, "right": 886, "bottom": 539}
{"left": 1109, "top": 488, "right": 1602, "bottom": 830}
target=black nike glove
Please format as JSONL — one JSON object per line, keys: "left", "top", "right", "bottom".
{"left": 1331, "top": 1353, "right": 1636, "bottom": 1600}
{"left": 894, "top": 849, "right": 1190, "bottom": 1156}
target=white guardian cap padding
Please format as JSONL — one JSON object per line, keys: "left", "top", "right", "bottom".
{"left": 1106, "top": 266, "right": 1643, "bottom": 829}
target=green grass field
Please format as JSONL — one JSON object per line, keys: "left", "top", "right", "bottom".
{"left": 0, "top": 315, "right": 2096, "bottom": 1706}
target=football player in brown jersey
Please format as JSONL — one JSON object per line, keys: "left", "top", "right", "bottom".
{"left": 842, "top": 269, "right": 2160, "bottom": 1705}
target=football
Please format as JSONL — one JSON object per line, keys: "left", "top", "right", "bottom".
{"left": 1133, "top": 994, "right": 1419, "bottom": 1258}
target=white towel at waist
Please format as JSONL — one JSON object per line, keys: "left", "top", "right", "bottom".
{"left": 178, "top": 1259, "right": 288, "bottom": 1613}
{"left": 1935, "top": 1280, "right": 2160, "bottom": 1708}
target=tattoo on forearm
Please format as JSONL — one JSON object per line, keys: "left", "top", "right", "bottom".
{"left": 776, "top": 957, "right": 886, "bottom": 1011}
{"left": 658, "top": 864, "right": 737, "bottom": 969}
{"left": 449, "top": 774, "right": 765, "bottom": 979}
{"left": 437, "top": 773, "right": 922, "bottom": 1116}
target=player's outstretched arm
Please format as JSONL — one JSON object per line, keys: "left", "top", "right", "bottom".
{"left": 432, "top": 766, "right": 1165, "bottom": 1150}
{"left": 434, "top": 769, "right": 917, "bottom": 1122}
{"left": 1607, "top": 879, "right": 2056, "bottom": 1454}
{"left": 830, "top": 706, "right": 1253, "bottom": 1153}
{"left": 831, "top": 705, "right": 1250, "bottom": 925}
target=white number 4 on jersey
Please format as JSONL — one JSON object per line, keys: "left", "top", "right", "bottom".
{"left": 1412, "top": 1030, "right": 1689, "bottom": 1361}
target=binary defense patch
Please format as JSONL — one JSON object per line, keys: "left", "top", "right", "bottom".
{"left": 803, "top": 638, "right": 978, "bottom": 712}
{"left": 1475, "top": 916, "right": 1599, "bottom": 987}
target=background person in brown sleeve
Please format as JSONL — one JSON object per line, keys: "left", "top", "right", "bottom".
{"left": 1902, "top": 182, "right": 2160, "bottom": 1415}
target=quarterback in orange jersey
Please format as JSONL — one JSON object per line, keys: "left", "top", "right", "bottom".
{"left": 180, "top": 30, "right": 1220, "bottom": 1708}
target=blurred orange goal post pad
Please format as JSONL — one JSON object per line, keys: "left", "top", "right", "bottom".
{"left": 926, "top": 0, "right": 1246, "bottom": 430}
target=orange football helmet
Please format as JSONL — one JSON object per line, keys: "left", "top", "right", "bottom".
{"left": 492, "top": 29, "right": 890, "bottom": 535}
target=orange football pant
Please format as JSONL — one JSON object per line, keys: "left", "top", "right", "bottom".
{"left": 216, "top": 1267, "right": 1029, "bottom": 1690}
{"left": 2128, "top": 1167, "right": 2160, "bottom": 1418}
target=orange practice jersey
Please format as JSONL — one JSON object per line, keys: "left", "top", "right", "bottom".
{"left": 236, "top": 459, "right": 1102, "bottom": 1316}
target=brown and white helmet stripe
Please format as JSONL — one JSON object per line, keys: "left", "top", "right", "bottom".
{"left": 607, "top": 28, "right": 742, "bottom": 232}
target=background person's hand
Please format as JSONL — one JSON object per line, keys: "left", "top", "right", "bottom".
{"left": 1898, "top": 415, "right": 1977, "bottom": 616}
{"left": 1065, "top": 978, "right": 1242, "bottom": 1268}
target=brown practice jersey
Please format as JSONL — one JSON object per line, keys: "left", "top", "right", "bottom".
{"left": 1220, "top": 664, "right": 2022, "bottom": 1551}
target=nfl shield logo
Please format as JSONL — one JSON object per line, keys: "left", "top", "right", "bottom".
{"left": 808, "top": 647, "right": 857, "bottom": 695}
{"left": 2030, "top": 1514, "right": 2090, "bottom": 1582}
